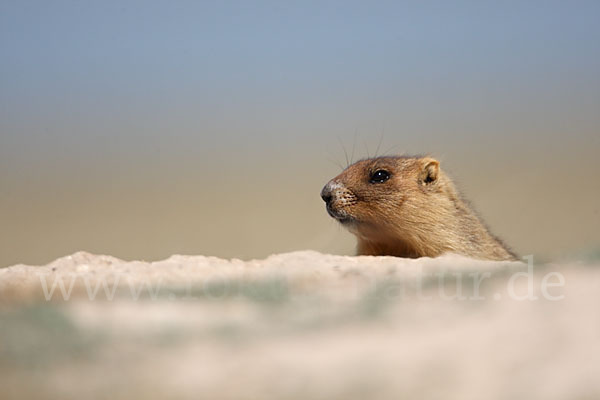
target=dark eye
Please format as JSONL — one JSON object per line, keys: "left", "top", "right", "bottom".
{"left": 370, "top": 170, "right": 390, "bottom": 183}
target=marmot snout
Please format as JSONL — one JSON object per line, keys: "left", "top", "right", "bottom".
{"left": 321, "top": 155, "right": 517, "bottom": 261}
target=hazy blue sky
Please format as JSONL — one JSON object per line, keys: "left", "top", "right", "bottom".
{"left": 2, "top": 0, "right": 599, "bottom": 162}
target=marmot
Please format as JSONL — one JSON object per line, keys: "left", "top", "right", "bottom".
{"left": 320, "top": 155, "right": 517, "bottom": 261}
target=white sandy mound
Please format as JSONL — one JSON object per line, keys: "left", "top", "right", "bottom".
{"left": 1, "top": 251, "right": 599, "bottom": 400}
{"left": 0, "top": 250, "right": 516, "bottom": 302}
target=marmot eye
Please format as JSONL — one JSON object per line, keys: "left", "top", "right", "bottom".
{"left": 370, "top": 170, "right": 390, "bottom": 184}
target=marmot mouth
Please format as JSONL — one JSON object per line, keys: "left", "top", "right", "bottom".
{"left": 326, "top": 205, "right": 356, "bottom": 225}
{"left": 336, "top": 216, "right": 355, "bottom": 225}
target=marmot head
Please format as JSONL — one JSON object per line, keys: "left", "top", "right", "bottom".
{"left": 320, "top": 156, "right": 444, "bottom": 241}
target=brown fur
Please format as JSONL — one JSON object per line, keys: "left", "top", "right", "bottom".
{"left": 320, "top": 156, "right": 517, "bottom": 261}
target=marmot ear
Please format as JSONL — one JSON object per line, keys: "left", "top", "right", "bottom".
{"left": 420, "top": 157, "right": 439, "bottom": 185}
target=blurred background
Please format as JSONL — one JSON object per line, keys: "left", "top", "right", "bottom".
{"left": 1, "top": 0, "right": 599, "bottom": 267}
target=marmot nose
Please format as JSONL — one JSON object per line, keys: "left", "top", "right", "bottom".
{"left": 320, "top": 184, "right": 333, "bottom": 204}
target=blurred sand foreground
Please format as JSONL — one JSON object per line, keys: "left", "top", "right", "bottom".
{"left": 1, "top": 251, "right": 599, "bottom": 400}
